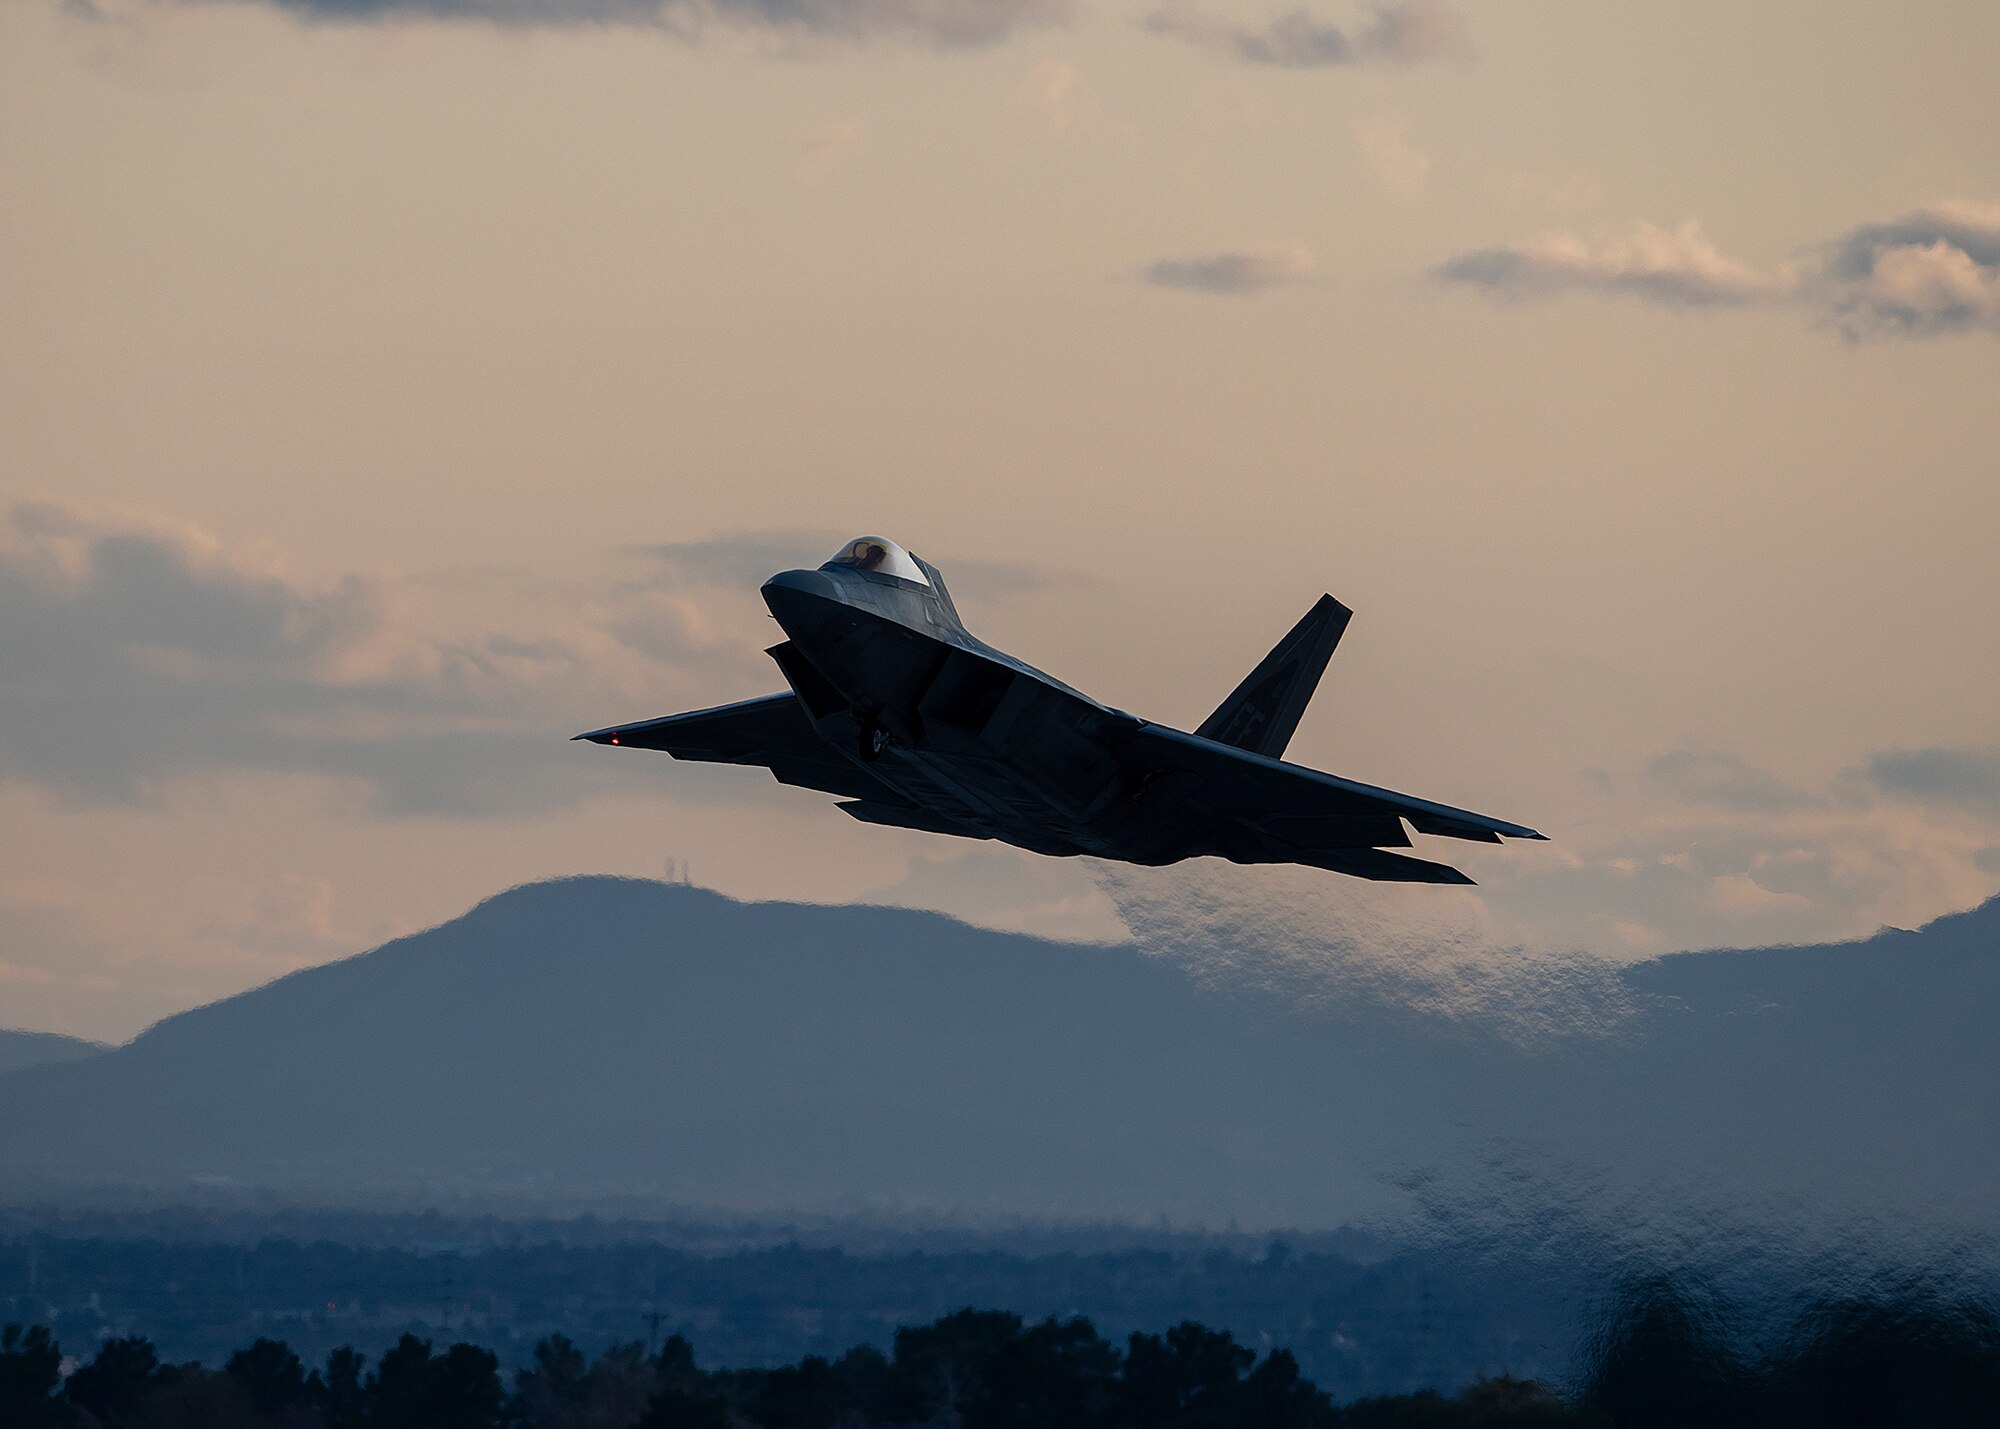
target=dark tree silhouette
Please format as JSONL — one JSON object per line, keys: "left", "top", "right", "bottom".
{"left": 1123, "top": 1320, "right": 1258, "bottom": 1427}
{"left": 307, "top": 1346, "right": 366, "bottom": 1428}
{"left": 66, "top": 1336, "right": 177, "bottom": 1426}
{"left": 652, "top": 1335, "right": 698, "bottom": 1387}
{"left": 632, "top": 1334, "right": 729, "bottom": 1429}
{"left": 1235, "top": 1348, "right": 1342, "bottom": 1429}
{"left": 633, "top": 1383, "right": 731, "bottom": 1429}
{"left": 890, "top": 1307, "right": 1027, "bottom": 1422}
{"left": 1576, "top": 1276, "right": 1753, "bottom": 1429}
{"left": 1342, "top": 1388, "right": 1457, "bottom": 1427}
{"left": 580, "top": 1342, "right": 666, "bottom": 1429}
{"left": 960, "top": 1316, "right": 1121, "bottom": 1429}
{"left": 4, "top": 1290, "right": 1996, "bottom": 1429}
{"left": 225, "top": 1337, "right": 307, "bottom": 1417}
{"left": 747, "top": 1353, "right": 843, "bottom": 1429}
{"left": 1454, "top": 1374, "right": 1571, "bottom": 1425}
{"left": 512, "top": 1334, "right": 589, "bottom": 1428}
{"left": 1, "top": 1324, "right": 66, "bottom": 1428}
{"left": 116, "top": 1368, "right": 254, "bottom": 1429}
{"left": 368, "top": 1334, "right": 503, "bottom": 1429}
{"left": 1776, "top": 1289, "right": 2000, "bottom": 1429}
{"left": 825, "top": 1344, "right": 895, "bottom": 1425}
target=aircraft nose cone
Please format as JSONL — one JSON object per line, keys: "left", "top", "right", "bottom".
{"left": 761, "top": 568, "right": 843, "bottom": 634}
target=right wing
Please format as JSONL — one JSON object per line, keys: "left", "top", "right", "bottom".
{"left": 574, "top": 694, "right": 910, "bottom": 805}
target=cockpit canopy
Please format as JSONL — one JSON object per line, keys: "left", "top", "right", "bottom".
{"left": 825, "top": 535, "right": 930, "bottom": 587}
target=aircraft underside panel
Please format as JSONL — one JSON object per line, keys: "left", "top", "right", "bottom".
{"left": 836, "top": 799, "right": 990, "bottom": 839}
{"left": 803, "top": 639, "right": 1500, "bottom": 877}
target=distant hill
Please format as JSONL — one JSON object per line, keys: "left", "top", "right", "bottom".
{"left": 0, "top": 877, "right": 1994, "bottom": 1237}
{"left": 0, "top": 1028, "right": 107, "bottom": 1076}
{"left": 0, "top": 879, "right": 1423, "bottom": 1223}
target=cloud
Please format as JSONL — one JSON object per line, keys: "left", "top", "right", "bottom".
{"left": 1355, "top": 113, "right": 1431, "bottom": 198}
{"left": 1142, "top": 243, "right": 1315, "bottom": 295}
{"left": 1432, "top": 220, "right": 1777, "bottom": 308}
{"left": 634, "top": 529, "right": 845, "bottom": 590}
{"left": 229, "top": 0, "right": 1070, "bottom": 45}
{"left": 796, "top": 118, "right": 868, "bottom": 180}
{"left": 1804, "top": 202, "right": 2000, "bottom": 338}
{"left": 1478, "top": 745, "right": 2000, "bottom": 957}
{"left": 1435, "top": 201, "right": 2000, "bottom": 341}
{"left": 0, "top": 507, "right": 1088, "bottom": 817}
{"left": 1143, "top": 1, "right": 1464, "bottom": 68}
{"left": 1002, "top": 58, "right": 1131, "bottom": 148}
{"left": 0, "top": 502, "right": 755, "bottom": 817}
{"left": 1645, "top": 748, "right": 1816, "bottom": 816}
{"left": 1864, "top": 746, "right": 2000, "bottom": 816}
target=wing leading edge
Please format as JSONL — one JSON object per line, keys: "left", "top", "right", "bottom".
{"left": 574, "top": 694, "right": 909, "bottom": 805}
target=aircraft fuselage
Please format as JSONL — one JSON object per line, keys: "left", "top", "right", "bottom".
{"left": 577, "top": 535, "right": 1543, "bottom": 884}
{"left": 760, "top": 565, "right": 1172, "bottom": 862}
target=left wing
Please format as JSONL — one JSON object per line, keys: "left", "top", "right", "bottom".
{"left": 1119, "top": 722, "right": 1545, "bottom": 884}
{"left": 574, "top": 694, "right": 910, "bottom": 805}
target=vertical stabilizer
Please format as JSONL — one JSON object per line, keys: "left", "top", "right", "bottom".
{"left": 1195, "top": 595, "right": 1352, "bottom": 760}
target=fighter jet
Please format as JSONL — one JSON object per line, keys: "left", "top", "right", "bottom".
{"left": 577, "top": 536, "right": 1544, "bottom": 883}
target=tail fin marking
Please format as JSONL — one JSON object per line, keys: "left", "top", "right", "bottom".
{"left": 1195, "top": 594, "right": 1352, "bottom": 760}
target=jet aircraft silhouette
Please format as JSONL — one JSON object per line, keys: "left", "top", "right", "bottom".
{"left": 578, "top": 537, "right": 1544, "bottom": 883}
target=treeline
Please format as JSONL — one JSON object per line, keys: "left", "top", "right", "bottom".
{"left": 7, "top": 1278, "right": 2000, "bottom": 1429}
{"left": 7, "top": 1311, "right": 1530, "bottom": 1429}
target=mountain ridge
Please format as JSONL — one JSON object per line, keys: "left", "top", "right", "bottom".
{"left": 1, "top": 876, "right": 1994, "bottom": 1236}
{"left": 0, "top": 1027, "right": 108, "bottom": 1076}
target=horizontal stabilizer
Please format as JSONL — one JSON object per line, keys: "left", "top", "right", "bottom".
{"left": 1196, "top": 595, "right": 1352, "bottom": 761}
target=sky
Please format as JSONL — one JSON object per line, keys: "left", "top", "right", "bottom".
{"left": 3, "top": 0, "right": 1998, "bottom": 1041}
